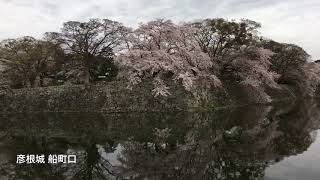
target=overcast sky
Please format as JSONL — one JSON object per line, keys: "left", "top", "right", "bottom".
{"left": 0, "top": 0, "right": 319, "bottom": 59}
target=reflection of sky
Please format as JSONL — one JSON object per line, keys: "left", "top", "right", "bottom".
{"left": 265, "top": 130, "right": 320, "bottom": 180}
{"left": 98, "top": 144, "right": 123, "bottom": 167}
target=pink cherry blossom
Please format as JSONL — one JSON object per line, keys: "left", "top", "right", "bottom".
{"left": 116, "top": 19, "right": 221, "bottom": 97}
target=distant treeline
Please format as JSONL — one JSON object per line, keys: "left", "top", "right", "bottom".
{"left": 0, "top": 18, "right": 318, "bottom": 98}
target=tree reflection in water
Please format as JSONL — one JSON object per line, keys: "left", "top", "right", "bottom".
{"left": 0, "top": 99, "right": 320, "bottom": 179}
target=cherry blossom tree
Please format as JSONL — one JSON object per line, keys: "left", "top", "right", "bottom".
{"left": 227, "top": 47, "right": 279, "bottom": 88}
{"left": 116, "top": 19, "right": 221, "bottom": 97}
{"left": 221, "top": 47, "right": 280, "bottom": 102}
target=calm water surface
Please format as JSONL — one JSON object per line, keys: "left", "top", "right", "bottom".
{"left": 0, "top": 100, "right": 320, "bottom": 180}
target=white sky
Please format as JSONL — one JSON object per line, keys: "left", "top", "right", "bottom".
{"left": 0, "top": 0, "right": 319, "bottom": 59}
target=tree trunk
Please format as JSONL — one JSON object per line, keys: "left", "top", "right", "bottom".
{"left": 84, "top": 66, "right": 90, "bottom": 84}
{"left": 84, "top": 54, "right": 92, "bottom": 84}
{"left": 84, "top": 53, "right": 93, "bottom": 84}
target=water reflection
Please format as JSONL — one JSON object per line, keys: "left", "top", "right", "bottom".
{"left": 0, "top": 100, "right": 320, "bottom": 180}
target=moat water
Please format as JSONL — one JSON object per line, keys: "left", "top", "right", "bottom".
{"left": 0, "top": 100, "right": 320, "bottom": 180}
